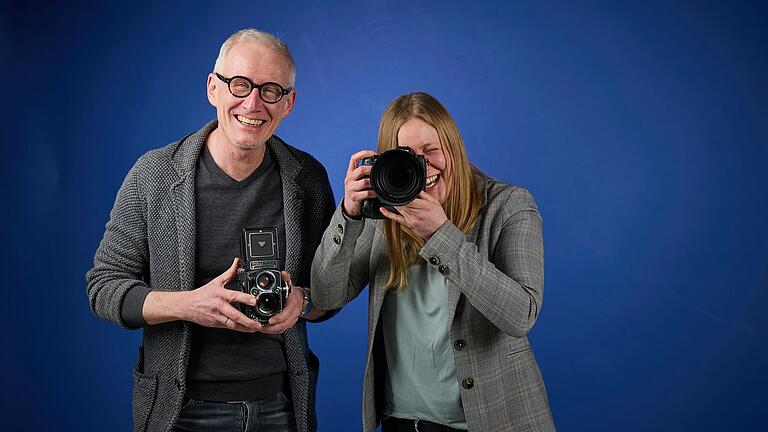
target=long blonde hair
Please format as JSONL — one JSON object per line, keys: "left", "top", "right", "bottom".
{"left": 378, "top": 92, "right": 483, "bottom": 291}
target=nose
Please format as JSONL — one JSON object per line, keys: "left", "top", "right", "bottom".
{"left": 240, "top": 89, "right": 265, "bottom": 111}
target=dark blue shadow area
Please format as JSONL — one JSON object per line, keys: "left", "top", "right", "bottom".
{"left": 2, "top": 0, "right": 766, "bottom": 430}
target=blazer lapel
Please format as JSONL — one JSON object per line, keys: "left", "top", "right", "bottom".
{"left": 446, "top": 175, "right": 488, "bottom": 326}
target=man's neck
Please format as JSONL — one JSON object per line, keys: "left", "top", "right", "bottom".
{"left": 205, "top": 128, "right": 268, "bottom": 181}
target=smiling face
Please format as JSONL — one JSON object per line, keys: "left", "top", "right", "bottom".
{"left": 207, "top": 41, "right": 295, "bottom": 151}
{"left": 396, "top": 117, "right": 453, "bottom": 205}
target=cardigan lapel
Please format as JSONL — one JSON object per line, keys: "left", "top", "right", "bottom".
{"left": 165, "top": 122, "right": 312, "bottom": 430}
{"left": 266, "top": 136, "right": 304, "bottom": 280}
{"left": 265, "top": 136, "right": 311, "bottom": 428}
{"left": 169, "top": 121, "right": 215, "bottom": 292}
{"left": 167, "top": 122, "right": 307, "bottom": 291}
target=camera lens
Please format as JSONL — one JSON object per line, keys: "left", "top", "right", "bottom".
{"left": 257, "top": 293, "right": 279, "bottom": 314}
{"left": 370, "top": 148, "right": 426, "bottom": 206}
{"left": 256, "top": 271, "right": 276, "bottom": 289}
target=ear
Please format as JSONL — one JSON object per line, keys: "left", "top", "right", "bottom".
{"left": 280, "top": 88, "right": 297, "bottom": 119}
{"left": 206, "top": 73, "right": 217, "bottom": 107}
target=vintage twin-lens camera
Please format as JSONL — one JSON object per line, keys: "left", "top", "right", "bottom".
{"left": 236, "top": 227, "right": 290, "bottom": 323}
{"left": 360, "top": 146, "right": 427, "bottom": 219}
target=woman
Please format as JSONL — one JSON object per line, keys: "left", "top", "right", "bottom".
{"left": 311, "top": 92, "right": 555, "bottom": 431}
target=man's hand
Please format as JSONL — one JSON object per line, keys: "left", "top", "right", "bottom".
{"left": 259, "top": 272, "right": 304, "bottom": 334}
{"left": 380, "top": 191, "right": 448, "bottom": 240}
{"left": 143, "top": 258, "right": 258, "bottom": 332}
{"left": 142, "top": 260, "right": 309, "bottom": 333}
{"left": 176, "top": 258, "right": 266, "bottom": 332}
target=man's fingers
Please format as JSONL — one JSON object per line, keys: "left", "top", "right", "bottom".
{"left": 227, "top": 290, "right": 257, "bottom": 307}
{"left": 264, "top": 307, "right": 298, "bottom": 333}
{"left": 280, "top": 271, "right": 293, "bottom": 286}
{"left": 266, "top": 287, "right": 302, "bottom": 327}
{"left": 268, "top": 293, "right": 300, "bottom": 325}
{"left": 219, "top": 304, "right": 261, "bottom": 331}
{"left": 260, "top": 319, "right": 295, "bottom": 334}
{"left": 268, "top": 307, "right": 293, "bottom": 326}
{"left": 216, "top": 312, "right": 243, "bottom": 330}
{"left": 215, "top": 257, "right": 240, "bottom": 285}
{"left": 219, "top": 315, "right": 249, "bottom": 332}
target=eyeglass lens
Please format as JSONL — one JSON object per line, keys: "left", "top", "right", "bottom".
{"left": 228, "top": 77, "right": 284, "bottom": 103}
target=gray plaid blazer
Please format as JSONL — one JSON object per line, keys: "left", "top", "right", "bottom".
{"left": 86, "top": 121, "right": 335, "bottom": 432}
{"left": 311, "top": 175, "right": 555, "bottom": 431}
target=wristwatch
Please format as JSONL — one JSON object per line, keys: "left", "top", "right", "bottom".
{"left": 299, "top": 286, "right": 312, "bottom": 318}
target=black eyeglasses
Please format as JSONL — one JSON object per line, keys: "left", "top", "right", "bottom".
{"left": 215, "top": 73, "right": 292, "bottom": 104}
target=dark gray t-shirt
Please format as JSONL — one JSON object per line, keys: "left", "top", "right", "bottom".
{"left": 185, "top": 145, "right": 288, "bottom": 401}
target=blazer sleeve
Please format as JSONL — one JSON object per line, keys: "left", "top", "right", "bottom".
{"left": 85, "top": 159, "right": 151, "bottom": 329}
{"left": 420, "top": 187, "right": 544, "bottom": 338}
{"left": 310, "top": 204, "right": 374, "bottom": 310}
{"left": 301, "top": 161, "right": 338, "bottom": 322}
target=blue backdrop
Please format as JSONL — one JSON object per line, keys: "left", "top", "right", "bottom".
{"left": 2, "top": 0, "right": 767, "bottom": 430}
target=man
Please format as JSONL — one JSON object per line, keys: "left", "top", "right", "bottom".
{"left": 86, "top": 29, "right": 335, "bottom": 432}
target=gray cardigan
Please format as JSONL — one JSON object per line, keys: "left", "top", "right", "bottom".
{"left": 86, "top": 121, "right": 335, "bottom": 432}
{"left": 311, "top": 176, "right": 555, "bottom": 431}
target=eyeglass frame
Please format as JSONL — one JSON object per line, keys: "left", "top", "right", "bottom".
{"left": 214, "top": 72, "right": 293, "bottom": 104}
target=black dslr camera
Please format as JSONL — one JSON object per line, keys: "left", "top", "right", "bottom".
{"left": 236, "top": 227, "right": 290, "bottom": 323}
{"left": 360, "top": 146, "right": 427, "bottom": 219}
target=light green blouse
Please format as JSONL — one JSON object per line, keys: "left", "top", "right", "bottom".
{"left": 381, "top": 262, "right": 467, "bottom": 429}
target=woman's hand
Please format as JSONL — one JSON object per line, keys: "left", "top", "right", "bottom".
{"left": 380, "top": 191, "right": 448, "bottom": 240}
{"left": 343, "top": 150, "right": 377, "bottom": 217}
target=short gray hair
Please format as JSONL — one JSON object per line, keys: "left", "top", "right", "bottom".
{"left": 213, "top": 28, "right": 296, "bottom": 87}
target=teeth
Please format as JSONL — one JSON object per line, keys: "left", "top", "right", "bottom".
{"left": 236, "top": 115, "right": 265, "bottom": 126}
{"left": 426, "top": 174, "right": 439, "bottom": 188}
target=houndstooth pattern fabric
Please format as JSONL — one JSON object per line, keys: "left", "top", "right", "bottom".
{"left": 311, "top": 175, "right": 556, "bottom": 431}
{"left": 86, "top": 120, "right": 335, "bottom": 432}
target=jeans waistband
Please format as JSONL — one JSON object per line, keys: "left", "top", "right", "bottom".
{"left": 382, "top": 416, "right": 467, "bottom": 432}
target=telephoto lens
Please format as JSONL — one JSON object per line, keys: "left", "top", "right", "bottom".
{"left": 361, "top": 146, "right": 427, "bottom": 218}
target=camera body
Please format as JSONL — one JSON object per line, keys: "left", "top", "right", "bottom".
{"left": 236, "top": 227, "right": 290, "bottom": 323}
{"left": 360, "top": 146, "right": 427, "bottom": 219}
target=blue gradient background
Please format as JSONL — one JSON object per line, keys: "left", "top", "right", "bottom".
{"left": 2, "top": 0, "right": 767, "bottom": 430}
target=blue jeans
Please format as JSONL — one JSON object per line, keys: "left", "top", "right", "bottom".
{"left": 172, "top": 392, "right": 297, "bottom": 432}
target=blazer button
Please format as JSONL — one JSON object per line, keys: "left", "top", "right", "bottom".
{"left": 453, "top": 339, "right": 466, "bottom": 351}
{"left": 333, "top": 234, "right": 341, "bottom": 244}
{"left": 429, "top": 256, "right": 440, "bottom": 265}
{"left": 461, "top": 377, "right": 474, "bottom": 390}
{"left": 438, "top": 265, "right": 448, "bottom": 274}
{"left": 337, "top": 224, "right": 344, "bottom": 234}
